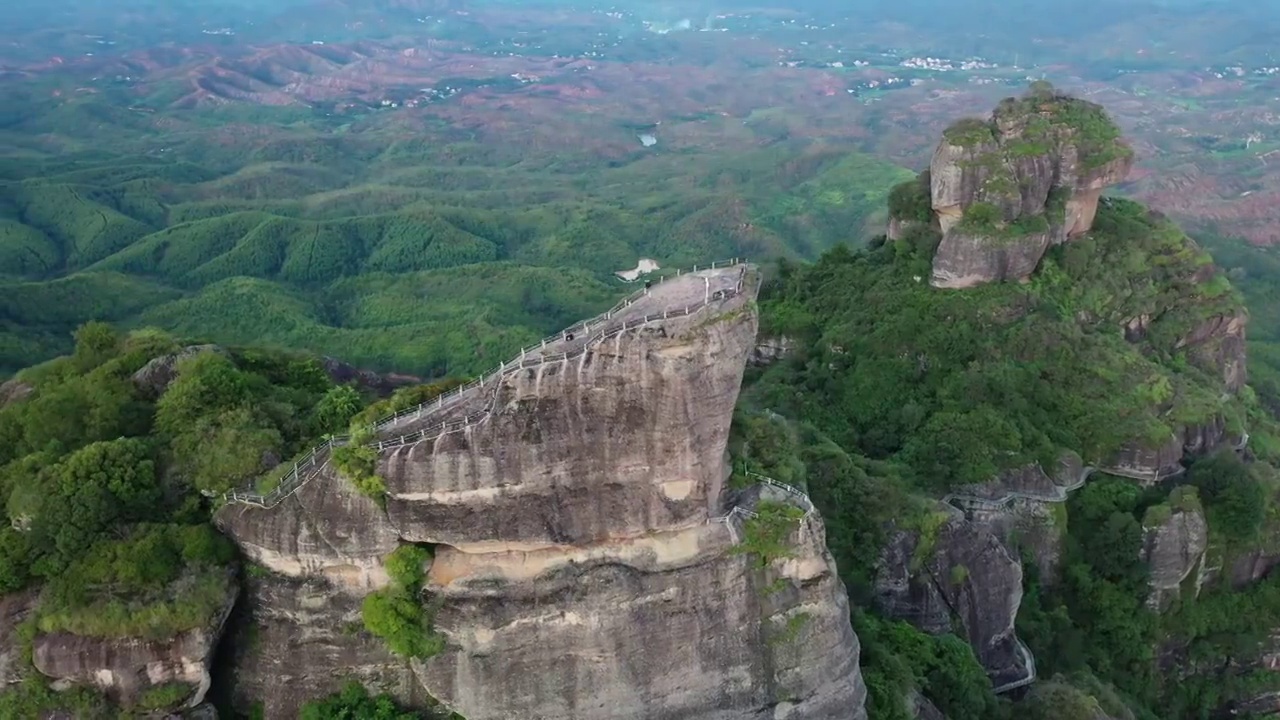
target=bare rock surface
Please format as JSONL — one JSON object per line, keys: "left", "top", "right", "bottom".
{"left": 131, "top": 344, "right": 224, "bottom": 396}
{"left": 875, "top": 513, "right": 1028, "bottom": 689}
{"left": 1141, "top": 492, "right": 1209, "bottom": 612}
{"left": 0, "top": 590, "right": 38, "bottom": 687}
{"left": 0, "top": 379, "right": 33, "bottom": 408}
{"left": 32, "top": 577, "right": 237, "bottom": 708}
{"left": 217, "top": 264, "right": 870, "bottom": 718}
{"left": 321, "top": 356, "right": 421, "bottom": 396}
{"left": 227, "top": 573, "right": 427, "bottom": 718}
{"left": 916, "top": 87, "right": 1134, "bottom": 288}
{"left": 419, "top": 500, "right": 866, "bottom": 720}
{"left": 216, "top": 466, "right": 401, "bottom": 587}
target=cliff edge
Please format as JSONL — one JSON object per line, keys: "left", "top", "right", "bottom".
{"left": 216, "top": 264, "right": 868, "bottom": 719}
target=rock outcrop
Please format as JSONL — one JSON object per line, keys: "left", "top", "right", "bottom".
{"left": 890, "top": 83, "right": 1135, "bottom": 289}
{"left": 226, "top": 573, "right": 428, "bottom": 717}
{"left": 217, "top": 265, "right": 869, "bottom": 718}
{"left": 134, "top": 344, "right": 420, "bottom": 399}
{"left": 1100, "top": 433, "right": 1187, "bottom": 485}
{"left": 0, "top": 590, "right": 37, "bottom": 687}
{"left": 1180, "top": 310, "right": 1248, "bottom": 392}
{"left": 321, "top": 356, "right": 421, "bottom": 396}
{"left": 943, "top": 453, "right": 1085, "bottom": 586}
{"left": 1140, "top": 488, "right": 1209, "bottom": 612}
{"left": 750, "top": 336, "right": 794, "bottom": 366}
{"left": 0, "top": 379, "right": 33, "bottom": 408}
{"left": 908, "top": 690, "right": 947, "bottom": 720}
{"left": 874, "top": 513, "right": 1028, "bottom": 689}
{"left": 131, "top": 344, "right": 225, "bottom": 397}
{"left": 421, "top": 484, "right": 865, "bottom": 720}
{"left": 32, "top": 578, "right": 237, "bottom": 708}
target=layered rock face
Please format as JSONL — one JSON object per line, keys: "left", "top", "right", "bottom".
{"left": 31, "top": 579, "right": 237, "bottom": 708}
{"left": 891, "top": 85, "right": 1135, "bottom": 289}
{"left": 378, "top": 296, "right": 751, "bottom": 549}
{"left": 421, "top": 485, "right": 865, "bottom": 720}
{"left": 874, "top": 514, "right": 1028, "bottom": 689}
{"left": 218, "top": 265, "right": 869, "bottom": 719}
{"left": 0, "top": 590, "right": 37, "bottom": 687}
{"left": 1140, "top": 489, "right": 1209, "bottom": 612}
{"left": 226, "top": 573, "right": 427, "bottom": 717}
{"left": 946, "top": 454, "right": 1085, "bottom": 587}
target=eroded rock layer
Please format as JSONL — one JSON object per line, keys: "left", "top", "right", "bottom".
{"left": 888, "top": 85, "right": 1136, "bottom": 289}
{"left": 218, "top": 265, "right": 869, "bottom": 719}
{"left": 875, "top": 514, "right": 1028, "bottom": 689}
{"left": 419, "top": 497, "right": 866, "bottom": 720}
{"left": 226, "top": 573, "right": 427, "bottom": 717}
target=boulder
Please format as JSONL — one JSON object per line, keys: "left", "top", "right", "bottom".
{"left": 131, "top": 345, "right": 224, "bottom": 397}
{"left": 1140, "top": 489, "right": 1208, "bottom": 612}
{"left": 32, "top": 578, "right": 237, "bottom": 709}
{"left": 0, "top": 379, "right": 33, "bottom": 408}
{"left": 930, "top": 229, "right": 1053, "bottom": 289}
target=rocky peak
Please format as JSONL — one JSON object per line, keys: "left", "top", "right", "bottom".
{"left": 216, "top": 264, "right": 869, "bottom": 719}
{"left": 891, "top": 83, "right": 1135, "bottom": 289}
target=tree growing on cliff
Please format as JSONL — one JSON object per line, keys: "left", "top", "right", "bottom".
{"left": 362, "top": 545, "right": 444, "bottom": 659}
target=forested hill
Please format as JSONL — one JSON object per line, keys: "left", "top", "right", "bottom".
{"left": 12, "top": 77, "right": 1280, "bottom": 720}
{"left": 0, "top": 95, "right": 908, "bottom": 379}
{"left": 731, "top": 89, "right": 1280, "bottom": 719}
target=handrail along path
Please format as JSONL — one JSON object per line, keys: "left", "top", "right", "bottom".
{"left": 224, "top": 259, "right": 753, "bottom": 508}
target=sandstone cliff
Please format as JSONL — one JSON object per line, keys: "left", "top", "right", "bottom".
{"left": 217, "top": 265, "right": 869, "bottom": 718}
{"left": 1139, "top": 488, "right": 1209, "bottom": 612}
{"left": 944, "top": 453, "right": 1085, "bottom": 586}
{"left": 31, "top": 578, "right": 237, "bottom": 709}
{"left": 225, "top": 573, "right": 428, "bottom": 717}
{"left": 874, "top": 513, "right": 1029, "bottom": 690}
{"left": 420, "top": 484, "right": 865, "bottom": 720}
{"left": 887, "top": 83, "right": 1135, "bottom": 289}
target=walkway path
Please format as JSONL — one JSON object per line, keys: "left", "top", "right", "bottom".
{"left": 224, "top": 260, "right": 753, "bottom": 508}
{"left": 940, "top": 431, "right": 1250, "bottom": 695}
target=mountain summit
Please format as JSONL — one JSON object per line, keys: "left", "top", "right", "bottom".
{"left": 890, "top": 82, "right": 1135, "bottom": 288}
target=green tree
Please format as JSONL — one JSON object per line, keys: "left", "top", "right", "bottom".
{"left": 361, "top": 589, "right": 443, "bottom": 659}
{"left": 154, "top": 353, "right": 252, "bottom": 437}
{"left": 170, "top": 407, "right": 282, "bottom": 494}
{"left": 1187, "top": 449, "right": 1265, "bottom": 544}
{"left": 0, "top": 528, "right": 32, "bottom": 593}
{"left": 924, "top": 635, "right": 1004, "bottom": 720}
{"left": 71, "top": 321, "right": 120, "bottom": 372}
{"left": 29, "top": 438, "right": 161, "bottom": 573}
{"left": 313, "top": 384, "right": 363, "bottom": 435}
{"left": 901, "top": 407, "right": 1022, "bottom": 489}
{"left": 300, "top": 682, "right": 422, "bottom": 720}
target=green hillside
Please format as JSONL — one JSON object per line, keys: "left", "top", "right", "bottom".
{"left": 0, "top": 98, "right": 905, "bottom": 377}
{"left": 732, "top": 194, "right": 1280, "bottom": 719}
